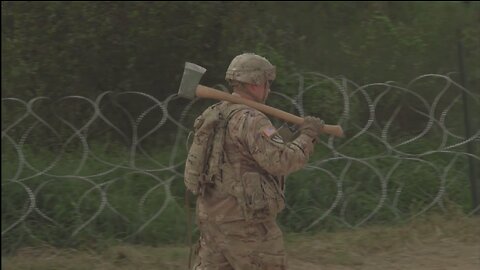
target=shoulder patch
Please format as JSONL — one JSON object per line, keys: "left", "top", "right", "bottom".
{"left": 262, "top": 125, "right": 277, "bottom": 138}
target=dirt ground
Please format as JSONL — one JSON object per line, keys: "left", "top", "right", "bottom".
{"left": 2, "top": 215, "right": 479, "bottom": 270}
{"left": 288, "top": 238, "right": 479, "bottom": 270}
{"left": 286, "top": 214, "right": 480, "bottom": 270}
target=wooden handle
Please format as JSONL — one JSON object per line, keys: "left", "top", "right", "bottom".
{"left": 321, "top": 124, "right": 344, "bottom": 138}
{"left": 196, "top": 85, "right": 344, "bottom": 137}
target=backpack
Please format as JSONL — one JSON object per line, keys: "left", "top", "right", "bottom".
{"left": 184, "top": 102, "right": 246, "bottom": 195}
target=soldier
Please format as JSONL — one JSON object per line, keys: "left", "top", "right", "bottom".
{"left": 185, "top": 53, "right": 324, "bottom": 269}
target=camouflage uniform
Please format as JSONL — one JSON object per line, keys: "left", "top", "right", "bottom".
{"left": 186, "top": 53, "right": 321, "bottom": 270}
{"left": 192, "top": 101, "right": 316, "bottom": 270}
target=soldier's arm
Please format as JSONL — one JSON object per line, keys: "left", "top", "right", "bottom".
{"left": 231, "top": 110, "right": 316, "bottom": 176}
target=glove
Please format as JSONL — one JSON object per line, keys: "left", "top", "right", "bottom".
{"left": 299, "top": 116, "right": 324, "bottom": 140}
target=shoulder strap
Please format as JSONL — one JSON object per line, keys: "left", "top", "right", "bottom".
{"left": 220, "top": 103, "right": 251, "bottom": 123}
{"left": 203, "top": 103, "right": 249, "bottom": 180}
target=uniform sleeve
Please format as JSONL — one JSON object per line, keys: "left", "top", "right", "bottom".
{"left": 228, "top": 109, "right": 315, "bottom": 176}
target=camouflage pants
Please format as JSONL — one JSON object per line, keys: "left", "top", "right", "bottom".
{"left": 193, "top": 219, "right": 287, "bottom": 270}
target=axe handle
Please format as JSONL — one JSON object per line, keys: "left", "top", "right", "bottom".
{"left": 196, "top": 85, "right": 344, "bottom": 137}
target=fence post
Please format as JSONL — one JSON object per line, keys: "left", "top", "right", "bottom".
{"left": 457, "top": 29, "right": 480, "bottom": 214}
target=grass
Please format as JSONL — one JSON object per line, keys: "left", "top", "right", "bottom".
{"left": 2, "top": 139, "right": 477, "bottom": 254}
{"left": 2, "top": 212, "right": 479, "bottom": 270}
{"left": 2, "top": 137, "right": 471, "bottom": 262}
{"left": 285, "top": 211, "right": 480, "bottom": 266}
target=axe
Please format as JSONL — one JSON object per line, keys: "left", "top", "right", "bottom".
{"left": 178, "top": 62, "right": 344, "bottom": 137}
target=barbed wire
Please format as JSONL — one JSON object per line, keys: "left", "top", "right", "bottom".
{"left": 2, "top": 73, "right": 479, "bottom": 243}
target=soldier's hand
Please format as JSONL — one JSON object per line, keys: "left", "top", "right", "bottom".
{"left": 299, "top": 116, "right": 324, "bottom": 140}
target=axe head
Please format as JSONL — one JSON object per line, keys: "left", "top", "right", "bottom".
{"left": 178, "top": 62, "right": 207, "bottom": 99}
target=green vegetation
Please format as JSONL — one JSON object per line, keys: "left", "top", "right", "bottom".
{"left": 1, "top": 142, "right": 474, "bottom": 253}
{"left": 2, "top": 2, "right": 479, "bottom": 120}
{"left": 2, "top": 1, "right": 479, "bottom": 254}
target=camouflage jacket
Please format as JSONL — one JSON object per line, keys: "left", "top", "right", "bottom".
{"left": 194, "top": 101, "right": 316, "bottom": 223}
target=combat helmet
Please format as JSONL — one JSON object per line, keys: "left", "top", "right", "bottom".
{"left": 225, "top": 53, "right": 276, "bottom": 85}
